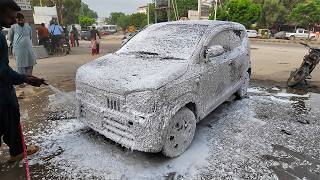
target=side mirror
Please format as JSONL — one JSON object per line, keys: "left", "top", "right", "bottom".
{"left": 205, "top": 45, "right": 225, "bottom": 62}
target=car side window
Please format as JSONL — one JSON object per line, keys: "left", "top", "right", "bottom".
{"left": 209, "top": 30, "right": 243, "bottom": 54}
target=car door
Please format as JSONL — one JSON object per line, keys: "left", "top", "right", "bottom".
{"left": 199, "top": 30, "right": 233, "bottom": 115}
{"left": 228, "top": 30, "right": 248, "bottom": 87}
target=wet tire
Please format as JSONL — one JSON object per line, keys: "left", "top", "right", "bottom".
{"left": 236, "top": 72, "right": 250, "bottom": 99}
{"left": 162, "top": 107, "right": 196, "bottom": 158}
{"left": 287, "top": 66, "right": 310, "bottom": 87}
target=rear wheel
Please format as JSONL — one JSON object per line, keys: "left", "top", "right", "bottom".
{"left": 287, "top": 66, "right": 309, "bottom": 87}
{"left": 162, "top": 107, "right": 196, "bottom": 158}
{"left": 236, "top": 72, "right": 250, "bottom": 99}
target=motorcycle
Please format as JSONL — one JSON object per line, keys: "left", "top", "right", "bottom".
{"left": 49, "top": 35, "right": 70, "bottom": 55}
{"left": 287, "top": 43, "right": 320, "bottom": 87}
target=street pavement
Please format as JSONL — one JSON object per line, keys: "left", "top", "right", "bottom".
{"left": 0, "top": 39, "right": 319, "bottom": 179}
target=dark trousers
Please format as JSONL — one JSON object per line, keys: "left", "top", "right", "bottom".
{"left": 74, "top": 38, "right": 79, "bottom": 47}
{"left": 0, "top": 105, "right": 23, "bottom": 156}
{"left": 96, "top": 43, "right": 100, "bottom": 54}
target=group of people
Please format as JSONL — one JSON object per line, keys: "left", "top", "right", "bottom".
{"left": 37, "top": 20, "right": 80, "bottom": 55}
{"left": 37, "top": 21, "right": 102, "bottom": 56}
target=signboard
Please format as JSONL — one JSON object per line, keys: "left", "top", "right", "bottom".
{"left": 155, "top": 0, "right": 169, "bottom": 8}
{"left": 15, "top": 0, "right": 32, "bottom": 11}
{"left": 199, "top": 0, "right": 214, "bottom": 19}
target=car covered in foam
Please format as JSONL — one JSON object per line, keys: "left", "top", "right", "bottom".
{"left": 76, "top": 20, "right": 251, "bottom": 157}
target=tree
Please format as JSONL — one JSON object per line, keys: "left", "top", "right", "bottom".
{"left": 130, "top": 13, "right": 148, "bottom": 29}
{"left": 79, "top": 16, "right": 96, "bottom": 29}
{"left": 62, "top": 0, "right": 81, "bottom": 25}
{"left": 108, "top": 12, "right": 126, "bottom": 25}
{"left": 211, "top": 0, "right": 262, "bottom": 28}
{"left": 117, "top": 15, "right": 131, "bottom": 30}
{"left": 80, "top": 2, "right": 98, "bottom": 19}
{"left": 258, "top": 0, "right": 286, "bottom": 28}
{"left": 290, "top": 0, "right": 320, "bottom": 28}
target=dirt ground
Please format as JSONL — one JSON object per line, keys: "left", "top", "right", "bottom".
{"left": 1, "top": 37, "right": 320, "bottom": 179}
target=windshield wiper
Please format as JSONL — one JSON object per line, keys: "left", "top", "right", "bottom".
{"left": 161, "top": 56, "right": 186, "bottom": 60}
{"left": 132, "top": 51, "right": 159, "bottom": 56}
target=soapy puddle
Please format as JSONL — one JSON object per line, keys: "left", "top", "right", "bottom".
{"left": 1, "top": 86, "right": 320, "bottom": 179}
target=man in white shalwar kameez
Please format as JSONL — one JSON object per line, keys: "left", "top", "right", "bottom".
{"left": 9, "top": 13, "right": 36, "bottom": 76}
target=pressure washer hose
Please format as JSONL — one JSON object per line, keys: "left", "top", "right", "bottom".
{"left": 19, "top": 123, "right": 30, "bottom": 180}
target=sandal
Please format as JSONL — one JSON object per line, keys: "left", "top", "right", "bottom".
{"left": 8, "top": 145, "right": 40, "bottom": 163}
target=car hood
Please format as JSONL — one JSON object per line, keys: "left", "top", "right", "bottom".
{"left": 76, "top": 53, "right": 189, "bottom": 95}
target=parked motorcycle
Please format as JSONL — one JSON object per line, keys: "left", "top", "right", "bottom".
{"left": 287, "top": 43, "right": 320, "bottom": 87}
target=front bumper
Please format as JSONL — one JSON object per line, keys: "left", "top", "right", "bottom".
{"left": 77, "top": 100, "right": 164, "bottom": 152}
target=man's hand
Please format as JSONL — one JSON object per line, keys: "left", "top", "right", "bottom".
{"left": 25, "top": 76, "right": 47, "bottom": 87}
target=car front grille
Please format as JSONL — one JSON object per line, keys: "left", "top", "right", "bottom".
{"left": 78, "top": 84, "right": 124, "bottom": 112}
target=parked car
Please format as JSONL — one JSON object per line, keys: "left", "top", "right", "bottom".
{"left": 285, "top": 29, "right": 316, "bottom": 40}
{"left": 99, "top": 25, "right": 117, "bottom": 35}
{"left": 274, "top": 31, "right": 287, "bottom": 39}
{"left": 80, "top": 30, "right": 91, "bottom": 41}
{"left": 76, "top": 20, "right": 251, "bottom": 157}
{"left": 246, "top": 30, "right": 258, "bottom": 38}
{"left": 257, "top": 29, "right": 271, "bottom": 39}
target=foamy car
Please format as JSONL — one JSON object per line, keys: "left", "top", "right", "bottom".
{"left": 76, "top": 20, "right": 251, "bottom": 157}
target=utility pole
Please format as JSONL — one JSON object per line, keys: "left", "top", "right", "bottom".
{"left": 40, "top": 0, "right": 43, "bottom": 7}
{"left": 214, "top": 0, "right": 218, "bottom": 20}
{"left": 167, "top": 0, "right": 171, "bottom": 22}
{"left": 147, "top": 3, "right": 150, "bottom": 25}
{"left": 198, "top": 0, "right": 201, "bottom": 20}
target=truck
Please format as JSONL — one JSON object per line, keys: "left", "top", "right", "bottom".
{"left": 285, "top": 29, "right": 317, "bottom": 40}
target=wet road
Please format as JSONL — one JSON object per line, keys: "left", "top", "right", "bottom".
{"left": 1, "top": 85, "right": 320, "bottom": 180}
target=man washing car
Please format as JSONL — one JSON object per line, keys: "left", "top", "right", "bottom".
{"left": 0, "top": 0, "right": 47, "bottom": 162}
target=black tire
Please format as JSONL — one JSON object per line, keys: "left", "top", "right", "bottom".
{"left": 287, "top": 66, "right": 309, "bottom": 87}
{"left": 236, "top": 72, "right": 250, "bottom": 99}
{"left": 290, "top": 36, "right": 296, "bottom": 41}
{"left": 162, "top": 107, "right": 196, "bottom": 158}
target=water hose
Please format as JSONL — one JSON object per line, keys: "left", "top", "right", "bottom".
{"left": 19, "top": 123, "right": 31, "bottom": 180}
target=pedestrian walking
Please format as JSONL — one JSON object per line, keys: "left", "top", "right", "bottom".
{"left": 0, "top": 0, "right": 47, "bottom": 163}
{"left": 71, "top": 25, "right": 79, "bottom": 47}
{"left": 90, "top": 26, "right": 101, "bottom": 55}
{"left": 70, "top": 31, "right": 75, "bottom": 47}
{"left": 9, "top": 13, "right": 36, "bottom": 77}
{"left": 37, "top": 23, "right": 49, "bottom": 51}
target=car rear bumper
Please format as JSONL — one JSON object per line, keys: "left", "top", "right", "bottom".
{"left": 77, "top": 100, "right": 164, "bottom": 152}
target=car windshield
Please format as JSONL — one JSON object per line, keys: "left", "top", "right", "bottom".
{"left": 117, "top": 23, "right": 208, "bottom": 60}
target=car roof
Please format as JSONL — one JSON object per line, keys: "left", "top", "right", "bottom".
{"left": 153, "top": 20, "right": 245, "bottom": 30}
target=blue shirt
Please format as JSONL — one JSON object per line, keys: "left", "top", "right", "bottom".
{"left": 48, "top": 24, "right": 63, "bottom": 35}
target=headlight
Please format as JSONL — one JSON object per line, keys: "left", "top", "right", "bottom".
{"left": 126, "top": 91, "right": 158, "bottom": 114}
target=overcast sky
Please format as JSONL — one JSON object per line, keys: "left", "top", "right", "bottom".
{"left": 82, "top": 0, "right": 150, "bottom": 18}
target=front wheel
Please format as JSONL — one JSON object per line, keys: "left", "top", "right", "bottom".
{"left": 287, "top": 65, "right": 309, "bottom": 87}
{"left": 162, "top": 107, "right": 196, "bottom": 158}
{"left": 290, "top": 36, "right": 296, "bottom": 41}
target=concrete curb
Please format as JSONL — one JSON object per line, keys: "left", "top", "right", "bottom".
{"left": 250, "top": 38, "right": 320, "bottom": 45}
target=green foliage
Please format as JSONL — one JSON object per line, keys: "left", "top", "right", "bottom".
{"left": 79, "top": 16, "right": 96, "bottom": 29}
{"left": 174, "top": 0, "right": 198, "bottom": 18}
{"left": 289, "top": 0, "right": 320, "bottom": 27}
{"left": 62, "top": 0, "right": 81, "bottom": 25}
{"left": 211, "top": 0, "right": 262, "bottom": 28}
{"left": 130, "top": 13, "right": 148, "bottom": 29}
{"left": 259, "top": 0, "right": 286, "bottom": 28}
{"left": 117, "top": 15, "right": 131, "bottom": 30}
{"left": 108, "top": 12, "right": 126, "bottom": 25}
{"left": 80, "top": 2, "right": 98, "bottom": 19}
